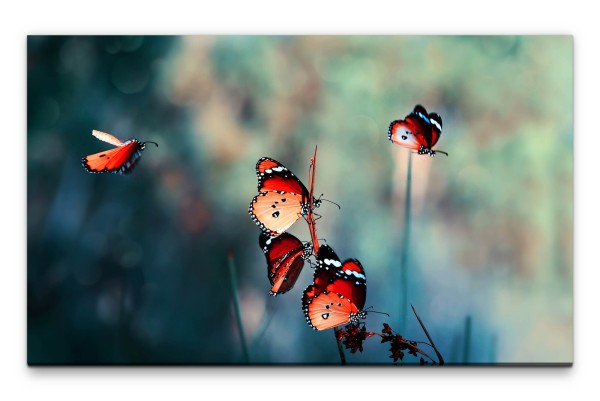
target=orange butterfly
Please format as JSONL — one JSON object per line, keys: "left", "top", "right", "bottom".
{"left": 81, "top": 130, "right": 158, "bottom": 175}
{"left": 249, "top": 157, "right": 321, "bottom": 237}
{"left": 388, "top": 104, "right": 448, "bottom": 157}
{"left": 302, "top": 245, "right": 367, "bottom": 331}
{"left": 259, "top": 232, "right": 312, "bottom": 296}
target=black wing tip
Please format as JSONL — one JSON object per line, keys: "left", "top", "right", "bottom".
{"left": 413, "top": 104, "right": 427, "bottom": 113}
{"left": 316, "top": 244, "right": 339, "bottom": 260}
{"left": 81, "top": 158, "right": 95, "bottom": 173}
{"left": 429, "top": 112, "right": 442, "bottom": 125}
{"left": 80, "top": 160, "right": 129, "bottom": 175}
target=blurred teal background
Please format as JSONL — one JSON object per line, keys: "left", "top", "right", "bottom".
{"left": 27, "top": 35, "right": 572, "bottom": 365}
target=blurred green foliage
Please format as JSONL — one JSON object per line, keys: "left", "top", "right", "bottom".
{"left": 27, "top": 35, "right": 572, "bottom": 365}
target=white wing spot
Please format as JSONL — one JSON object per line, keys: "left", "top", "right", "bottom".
{"left": 324, "top": 259, "right": 342, "bottom": 267}
{"left": 344, "top": 269, "right": 365, "bottom": 280}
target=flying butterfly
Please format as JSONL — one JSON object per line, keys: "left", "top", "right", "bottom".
{"left": 249, "top": 157, "right": 321, "bottom": 237}
{"left": 82, "top": 130, "right": 158, "bottom": 175}
{"left": 259, "top": 232, "right": 312, "bottom": 296}
{"left": 388, "top": 104, "right": 448, "bottom": 157}
{"left": 302, "top": 244, "right": 367, "bottom": 331}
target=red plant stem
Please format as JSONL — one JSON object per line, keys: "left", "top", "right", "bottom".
{"left": 400, "top": 340, "right": 437, "bottom": 364}
{"left": 334, "top": 327, "right": 347, "bottom": 365}
{"left": 307, "top": 146, "right": 345, "bottom": 364}
{"left": 308, "top": 146, "right": 319, "bottom": 254}
{"left": 411, "top": 304, "right": 445, "bottom": 365}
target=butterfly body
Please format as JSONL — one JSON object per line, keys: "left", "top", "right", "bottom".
{"left": 302, "top": 245, "right": 367, "bottom": 331}
{"left": 388, "top": 104, "right": 447, "bottom": 157}
{"left": 249, "top": 157, "right": 321, "bottom": 237}
{"left": 259, "top": 232, "right": 312, "bottom": 296}
{"left": 82, "top": 130, "right": 158, "bottom": 175}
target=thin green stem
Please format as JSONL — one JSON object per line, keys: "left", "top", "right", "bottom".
{"left": 399, "top": 151, "right": 412, "bottom": 333}
{"left": 250, "top": 302, "right": 279, "bottom": 349}
{"left": 462, "top": 315, "right": 472, "bottom": 364}
{"left": 227, "top": 248, "right": 250, "bottom": 364}
{"left": 333, "top": 327, "right": 347, "bottom": 365}
{"left": 489, "top": 333, "right": 497, "bottom": 364}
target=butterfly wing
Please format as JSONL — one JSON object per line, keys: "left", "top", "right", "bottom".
{"left": 249, "top": 157, "right": 313, "bottom": 236}
{"left": 256, "top": 157, "right": 285, "bottom": 175}
{"left": 331, "top": 259, "right": 367, "bottom": 309}
{"left": 302, "top": 245, "right": 341, "bottom": 304}
{"left": 259, "top": 233, "right": 311, "bottom": 295}
{"left": 256, "top": 157, "right": 310, "bottom": 198}
{"left": 92, "top": 130, "right": 126, "bottom": 147}
{"left": 303, "top": 290, "right": 360, "bottom": 331}
{"left": 249, "top": 191, "right": 306, "bottom": 236}
{"left": 388, "top": 118, "right": 423, "bottom": 151}
{"left": 314, "top": 245, "right": 342, "bottom": 274}
{"left": 82, "top": 140, "right": 144, "bottom": 174}
{"left": 412, "top": 105, "right": 443, "bottom": 149}
{"left": 427, "top": 112, "right": 443, "bottom": 148}
{"left": 302, "top": 245, "right": 367, "bottom": 330}
{"left": 388, "top": 104, "right": 443, "bottom": 152}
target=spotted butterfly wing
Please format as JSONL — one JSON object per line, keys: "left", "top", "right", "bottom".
{"left": 255, "top": 158, "right": 308, "bottom": 195}
{"left": 259, "top": 232, "right": 312, "bottom": 296}
{"left": 302, "top": 245, "right": 340, "bottom": 300}
{"left": 249, "top": 157, "right": 320, "bottom": 236}
{"left": 302, "top": 245, "right": 367, "bottom": 331}
{"left": 388, "top": 104, "right": 448, "bottom": 156}
{"left": 82, "top": 130, "right": 158, "bottom": 174}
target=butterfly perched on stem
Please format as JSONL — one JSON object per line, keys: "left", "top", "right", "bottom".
{"left": 259, "top": 232, "right": 312, "bottom": 296}
{"left": 388, "top": 105, "right": 448, "bottom": 157}
{"left": 82, "top": 130, "right": 158, "bottom": 175}
{"left": 302, "top": 245, "right": 367, "bottom": 331}
{"left": 248, "top": 157, "right": 321, "bottom": 237}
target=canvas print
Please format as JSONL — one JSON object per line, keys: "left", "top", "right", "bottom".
{"left": 27, "top": 35, "right": 573, "bottom": 365}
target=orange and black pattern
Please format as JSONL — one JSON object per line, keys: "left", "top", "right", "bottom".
{"left": 249, "top": 157, "right": 320, "bottom": 237}
{"left": 81, "top": 130, "right": 158, "bottom": 175}
{"left": 302, "top": 245, "right": 367, "bottom": 331}
{"left": 259, "top": 232, "right": 312, "bottom": 296}
{"left": 388, "top": 104, "right": 447, "bottom": 157}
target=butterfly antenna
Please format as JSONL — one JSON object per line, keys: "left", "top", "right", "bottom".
{"left": 435, "top": 150, "right": 449, "bottom": 156}
{"left": 365, "top": 306, "right": 390, "bottom": 317}
{"left": 319, "top": 194, "right": 341, "bottom": 210}
{"left": 144, "top": 141, "right": 159, "bottom": 147}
